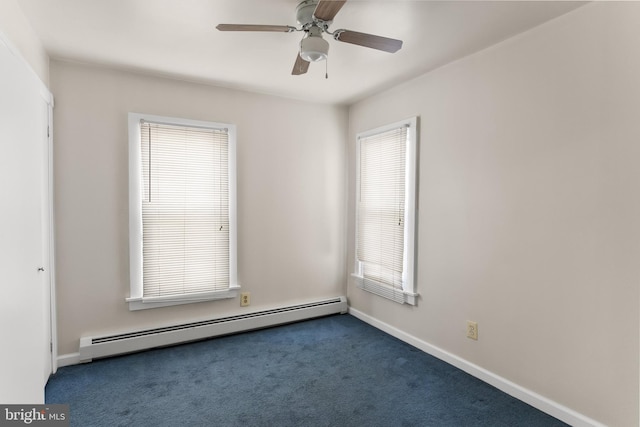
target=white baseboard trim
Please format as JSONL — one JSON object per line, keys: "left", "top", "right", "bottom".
{"left": 348, "top": 307, "right": 605, "bottom": 427}
{"left": 56, "top": 353, "right": 82, "bottom": 368}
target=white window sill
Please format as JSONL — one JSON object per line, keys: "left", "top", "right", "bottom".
{"left": 352, "top": 274, "right": 418, "bottom": 305}
{"left": 126, "top": 285, "right": 240, "bottom": 311}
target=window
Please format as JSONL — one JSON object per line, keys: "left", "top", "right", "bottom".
{"left": 353, "top": 117, "right": 418, "bottom": 305}
{"left": 127, "top": 113, "right": 238, "bottom": 310}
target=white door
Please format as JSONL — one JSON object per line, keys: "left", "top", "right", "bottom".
{"left": 0, "top": 36, "right": 53, "bottom": 403}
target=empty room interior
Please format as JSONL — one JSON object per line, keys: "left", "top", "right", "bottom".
{"left": 1, "top": 1, "right": 639, "bottom": 426}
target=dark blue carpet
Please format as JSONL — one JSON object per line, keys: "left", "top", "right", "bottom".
{"left": 46, "top": 314, "right": 567, "bottom": 426}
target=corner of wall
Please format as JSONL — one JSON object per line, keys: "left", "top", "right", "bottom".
{"left": 0, "top": 0, "right": 50, "bottom": 86}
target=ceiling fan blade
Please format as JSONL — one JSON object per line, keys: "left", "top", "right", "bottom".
{"left": 292, "top": 53, "right": 310, "bottom": 75}
{"left": 334, "top": 30, "right": 403, "bottom": 53}
{"left": 216, "top": 24, "right": 295, "bottom": 32}
{"left": 313, "top": 0, "right": 347, "bottom": 22}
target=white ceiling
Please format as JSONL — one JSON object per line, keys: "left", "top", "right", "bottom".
{"left": 18, "top": 0, "right": 585, "bottom": 105}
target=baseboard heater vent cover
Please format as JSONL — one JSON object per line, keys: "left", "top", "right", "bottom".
{"left": 79, "top": 296, "right": 347, "bottom": 362}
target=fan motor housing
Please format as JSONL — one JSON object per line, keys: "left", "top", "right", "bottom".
{"left": 296, "top": 0, "right": 319, "bottom": 27}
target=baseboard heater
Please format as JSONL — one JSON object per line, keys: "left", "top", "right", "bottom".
{"left": 79, "top": 296, "right": 347, "bottom": 363}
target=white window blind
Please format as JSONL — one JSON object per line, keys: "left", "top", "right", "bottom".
{"left": 357, "top": 126, "right": 407, "bottom": 288}
{"left": 354, "top": 117, "right": 418, "bottom": 305}
{"left": 140, "top": 121, "right": 230, "bottom": 299}
{"left": 128, "top": 113, "right": 237, "bottom": 310}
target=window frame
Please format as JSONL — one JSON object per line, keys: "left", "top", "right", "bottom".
{"left": 352, "top": 117, "right": 418, "bottom": 305}
{"left": 127, "top": 113, "right": 239, "bottom": 311}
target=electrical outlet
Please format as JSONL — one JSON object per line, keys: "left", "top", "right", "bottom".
{"left": 467, "top": 321, "right": 478, "bottom": 340}
{"left": 240, "top": 292, "right": 250, "bottom": 307}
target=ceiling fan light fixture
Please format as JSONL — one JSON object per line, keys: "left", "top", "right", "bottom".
{"left": 300, "top": 35, "right": 329, "bottom": 62}
{"left": 217, "top": 0, "right": 403, "bottom": 76}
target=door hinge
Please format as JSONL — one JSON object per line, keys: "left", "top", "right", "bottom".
{"left": 47, "top": 126, "right": 50, "bottom": 138}
{"left": 50, "top": 342, "right": 53, "bottom": 353}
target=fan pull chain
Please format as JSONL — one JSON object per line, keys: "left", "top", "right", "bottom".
{"left": 325, "top": 57, "right": 329, "bottom": 79}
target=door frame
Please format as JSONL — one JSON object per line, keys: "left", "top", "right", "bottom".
{"left": 46, "top": 100, "right": 57, "bottom": 375}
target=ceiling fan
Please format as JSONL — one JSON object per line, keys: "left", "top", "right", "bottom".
{"left": 217, "top": 0, "right": 403, "bottom": 76}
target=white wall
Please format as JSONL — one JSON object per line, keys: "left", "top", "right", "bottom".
{"left": 347, "top": 3, "right": 639, "bottom": 426}
{"left": 50, "top": 61, "right": 347, "bottom": 356}
{"left": 0, "top": 0, "right": 48, "bottom": 85}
